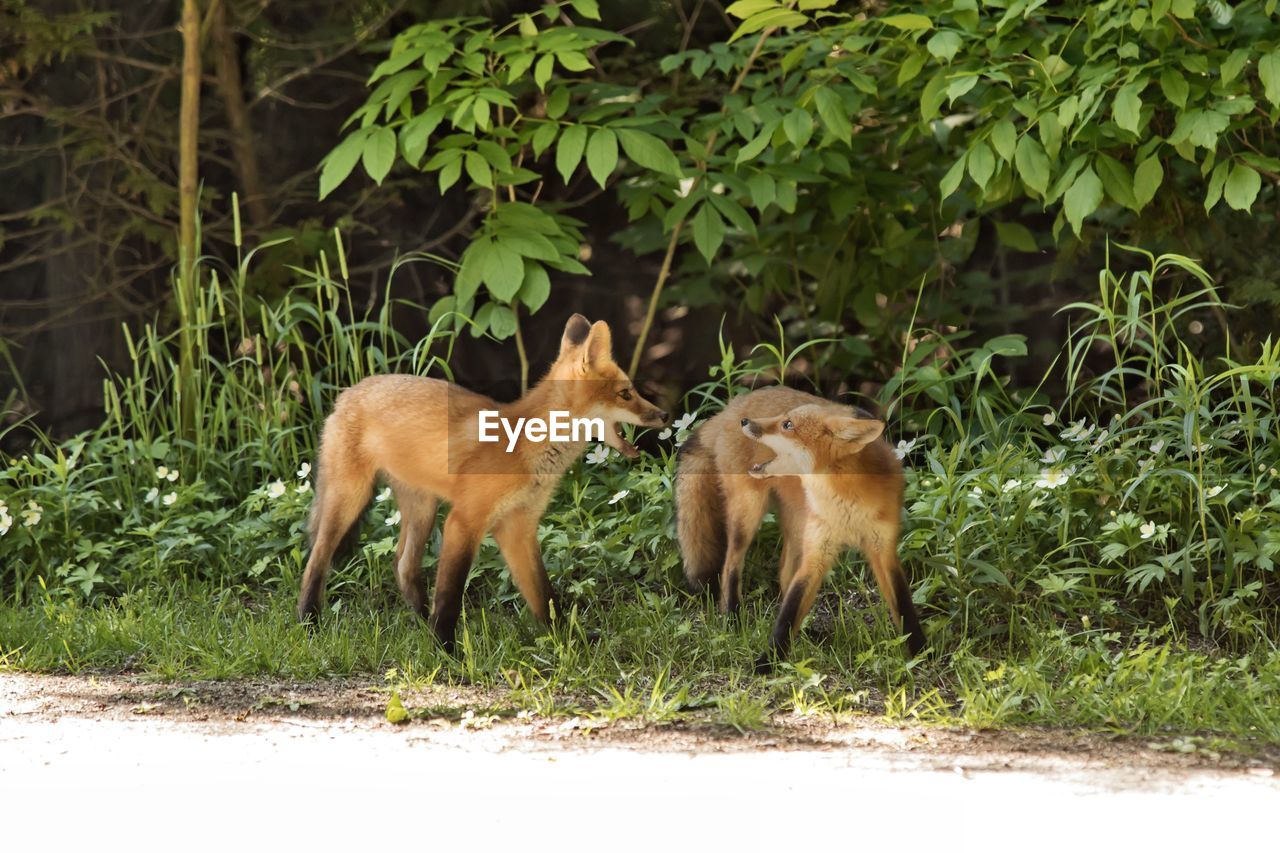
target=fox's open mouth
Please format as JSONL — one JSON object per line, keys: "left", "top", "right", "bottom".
{"left": 748, "top": 460, "right": 771, "bottom": 478}
{"left": 604, "top": 422, "right": 639, "bottom": 458}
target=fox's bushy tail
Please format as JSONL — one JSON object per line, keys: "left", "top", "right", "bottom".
{"left": 675, "top": 429, "right": 726, "bottom": 592}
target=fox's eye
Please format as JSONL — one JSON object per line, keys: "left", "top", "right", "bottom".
{"left": 782, "top": 419, "right": 793, "bottom": 430}
{"left": 619, "top": 389, "right": 633, "bottom": 401}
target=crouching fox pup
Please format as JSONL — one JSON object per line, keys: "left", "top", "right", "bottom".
{"left": 297, "top": 314, "right": 668, "bottom": 652}
{"left": 675, "top": 386, "right": 925, "bottom": 671}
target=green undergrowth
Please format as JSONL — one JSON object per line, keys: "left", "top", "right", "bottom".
{"left": 2, "top": 580, "right": 1277, "bottom": 750}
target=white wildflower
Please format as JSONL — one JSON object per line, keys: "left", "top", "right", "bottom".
{"left": 155, "top": 465, "right": 171, "bottom": 480}
{"left": 1034, "top": 467, "right": 1072, "bottom": 490}
{"left": 675, "top": 177, "right": 696, "bottom": 198}
{"left": 1060, "top": 419, "right": 1095, "bottom": 442}
{"left": 162, "top": 492, "right": 178, "bottom": 506}
{"left": 166, "top": 469, "right": 179, "bottom": 482}
{"left": 1138, "top": 457, "right": 1155, "bottom": 472}
{"left": 21, "top": 500, "right": 42, "bottom": 527}
{"left": 297, "top": 462, "right": 312, "bottom": 480}
{"left": 0, "top": 509, "right": 11, "bottom": 536}
{"left": 1205, "top": 485, "right": 1225, "bottom": 498}
{"left": 266, "top": 480, "right": 287, "bottom": 499}
{"left": 658, "top": 429, "right": 672, "bottom": 440}
{"left": 144, "top": 487, "right": 159, "bottom": 504}
{"left": 1139, "top": 521, "right": 1156, "bottom": 540}
{"left": 608, "top": 489, "right": 630, "bottom": 505}
{"left": 297, "top": 481, "right": 311, "bottom": 494}
{"left": 1088, "top": 429, "right": 1110, "bottom": 453}
{"left": 112, "top": 500, "right": 122, "bottom": 511}
{"left": 1041, "top": 446, "right": 1066, "bottom": 464}
{"left": 375, "top": 486, "right": 392, "bottom": 502}
{"left": 894, "top": 438, "right": 917, "bottom": 460}
{"left": 673, "top": 411, "right": 698, "bottom": 431}
{"left": 1150, "top": 439, "right": 1166, "bottom": 455}
{"left": 585, "top": 445, "right": 610, "bottom": 465}
{"left": 1042, "top": 412, "right": 1056, "bottom": 426}
{"left": 1001, "top": 479, "right": 1022, "bottom": 493}
{"left": 385, "top": 510, "right": 401, "bottom": 526}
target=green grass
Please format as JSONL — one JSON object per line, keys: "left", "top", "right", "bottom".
{"left": 3, "top": 578, "right": 1278, "bottom": 748}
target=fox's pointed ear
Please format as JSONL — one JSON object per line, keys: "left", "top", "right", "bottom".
{"left": 827, "top": 416, "right": 884, "bottom": 451}
{"left": 559, "top": 314, "right": 592, "bottom": 357}
{"left": 584, "top": 320, "right": 613, "bottom": 367}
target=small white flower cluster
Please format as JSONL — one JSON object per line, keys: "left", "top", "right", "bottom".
{"left": 658, "top": 411, "right": 699, "bottom": 446}
{"left": 148, "top": 465, "right": 180, "bottom": 506}
{"left": 0, "top": 499, "right": 28, "bottom": 535}
{"left": 893, "top": 438, "right": 917, "bottom": 461}
{"left": 608, "top": 489, "right": 629, "bottom": 505}
{"left": 374, "top": 485, "right": 399, "bottom": 526}
{"left": 585, "top": 445, "right": 612, "bottom": 465}
{"left": 297, "top": 461, "right": 312, "bottom": 494}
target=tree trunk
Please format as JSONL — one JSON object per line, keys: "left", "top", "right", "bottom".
{"left": 211, "top": 0, "right": 268, "bottom": 227}
{"left": 177, "top": 0, "right": 202, "bottom": 438}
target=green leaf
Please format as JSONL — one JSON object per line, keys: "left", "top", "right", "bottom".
{"left": 455, "top": 243, "right": 483, "bottom": 303}
{"left": 318, "top": 130, "right": 368, "bottom": 199}
{"left": 798, "top": 0, "right": 838, "bottom": 9}
{"left": 939, "top": 155, "right": 966, "bottom": 201}
{"left": 1039, "top": 112, "right": 1063, "bottom": 160}
{"left": 728, "top": 8, "right": 808, "bottom": 42}
{"left": 782, "top": 108, "right": 814, "bottom": 148}
{"left": 361, "top": 127, "right": 397, "bottom": 186}
{"left": 1169, "top": 109, "right": 1230, "bottom": 149}
{"left": 898, "top": 50, "right": 927, "bottom": 86}
{"left": 1223, "top": 163, "right": 1262, "bottom": 211}
{"left": 1160, "top": 67, "right": 1189, "bottom": 108}
{"left": 400, "top": 108, "right": 446, "bottom": 169}
{"left": 616, "top": 129, "right": 682, "bottom": 176}
{"left": 1095, "top": 154, "right": 1137, "bottom": 211}
{"left": 569, "top": 0, "right": 601, "bottom": 20}
{"left": 545, "top": 86, "right": 570, "bottom": 120}
{"left": 919, "top": 72, "right": 947, "bottom": 121}
{"left": 438, "top": 156, "right": 462, "bottom": 193}
{"left": 967, "top": 140, "right": 995, "bottom": 191}
{"left": 994, "top": 220, "right": 1038, "bottom": 253}
{"left": 1260, "top": 50, "right": 1280, "bottom": 107}
{"left": 519, "top": 263, "right": 551, "bottom": 312}
{"left": 1113, "top": 82, "right": 1143, "bottom": 134}
{"left": 556, "top": 125, "right": 587, "bottom": 184}
{"left": 736, "top": 120, "right": 779, "bottom": 165}
{"left": 946, "top": 75, "right": 978, "bottom": 103}
{"left": 585, "top": 127, "right": 618, "bottom": 188}
{"left": 534, "top": 54, "right": 555, "bottom": 90}
{"left": 880, "top": 13, "right": 932, "bottom": 30}
{"left": 990, "top": 119, "right": 1016, "bottom": 163}
{"left": 747, "top": 172, "right": 776, "bottom": 210}
{"left": 532, "top": 121, "right": 559, "bottom": 158}
{"left": 464, "top": 150, "right": 492, "bottom": 189}
{"left": 557, "top": 51, "right": 592, "bottom": 72}
{"left": 1220, "top": 48, "right": 1249, "bottom": 85}
{"left": 1063, "top": 165, "right": 1102, "bottom": 236}
{"left": 482, "top": 240, "right": 525, "bottom": 301}
{"left": 709, "top": 193, "right": 757, "bottom": 237}
{"left": 487, "top": 305, "right": 518, "bottom": 340}
{"left": 497, "top": 228, "right": 559, "bottom": 261}
{"left": 812, "top": 87, "right": 850, "bottom": 145}
{"left": 1014, "top": 134, "right": 1050, "bottom": 196}
{"left": 690, "top": 202, "right": 725, "bottom": 262}
{"left": 1204, "top": 160, "right": 1229, "bottom": 211}
{"left": 926, "top": 30, "right": 962, "bottom": 62}
{"left": 1132, "top": 155, "right": 1164, "bottom": 210}
{"left": 725, "top": 0, "right": 778, "bottom": 18}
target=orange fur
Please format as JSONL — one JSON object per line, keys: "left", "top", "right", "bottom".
{"left": 675, "top": 387, "right": 925, "bottom": 671}
{"left": 297, "top": 314, "right": 668, "bottom": 651}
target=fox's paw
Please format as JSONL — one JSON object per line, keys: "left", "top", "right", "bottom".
{"left": 752, "top": 652, "right": 775, "bottom": 676}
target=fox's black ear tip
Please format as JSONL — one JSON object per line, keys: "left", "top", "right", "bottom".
{"left": 563, "top": 314, "right": 591, "bottom": 345}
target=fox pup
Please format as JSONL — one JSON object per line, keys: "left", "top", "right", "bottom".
{"left": 675, "top": 386, "right": 925, "bottom": 671}
{"left": 298, "top": 314, "right": 668, "bottom": 651}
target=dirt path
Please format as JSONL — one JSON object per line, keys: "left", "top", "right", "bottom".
{"left": 3, "top": 673, "right": 1278, "bottom": 846}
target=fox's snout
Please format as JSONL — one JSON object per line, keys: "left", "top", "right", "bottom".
{"left": 652, "top": 408, "right": 671, "bottom": 424}
{"left": 740, "top": 417, "right": 762, "bottom": 439}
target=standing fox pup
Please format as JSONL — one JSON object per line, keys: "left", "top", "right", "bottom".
{"left": 298, "top": 314, "right": 668, "bottom": 652}
{"left": 676, "top": 387, "right": 925, "bottom": 671}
